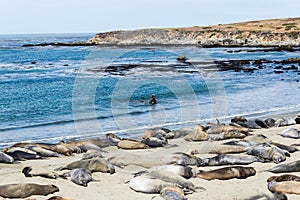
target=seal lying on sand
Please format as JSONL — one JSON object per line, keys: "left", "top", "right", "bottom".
{"left": 81, "top": 149, "right": 103, "bottom": 160}
{"left": 201, "top": 154, "right": 263, "bottom": 166}
{"left": 63, "top": 168, "right": 94, "bottom": 187}
{"left": 196, "top": 166, "right": 256, "bottom": 180}
{"left": 267, "top": 174, "right": 300, "bottom": 182}
{"left": 135, "top": 165, "right": 193, "bottom": 179}
{"left": 129, "top": 170, "right": 203, "bottom": 194}
{"left": 268, "top": 181, "right": 300, "bottom": 195}
{"left": 246, "top": 144, "right": 288, "bottom": 163}
{"left": 129, "top": 174, "right": 174, "bottom": 194}
{"left": 56, "top": 158, "right": 115, "bottom": 174}
{"left": 22, "top": 166, "right": 60, "bottom": 179}
{"left": 117, "top": 139, "right": 149, "bottom": 149}
{"left": 267, "top": 160, "right": 300, "bottom": 173}
{"left": 191, "top": 144, "right": 246, "bottom": 155}
{"left": 0, "top": 183, "right": 59, "bottom": 198}
{"left": 4, "top": 147, "right": 42, "bottom": 161}
{"left": 0, "top": 152, "right": 14, "bottom": 163}
{"left": 160, "top": 186, "right": 187, "bottom": 200}
{"left": 166, "top": 152, "right": 202, "bottom": 167}
{"left": 142, "top": 137, "right": 168, "bottom": 147}
{"left": 280, "top": 128, "right": 300, "bottom": 139}
{"left": 105, "top": 133, "right": 121, "bottom": 146}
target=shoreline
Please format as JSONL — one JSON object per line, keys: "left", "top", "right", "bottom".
{"left": 0, "top": 114, "right": 299, "bottom": 200}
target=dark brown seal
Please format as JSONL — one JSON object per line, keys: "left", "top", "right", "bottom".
{"left": 0, "top": 183, "right": 59, "bottom": 198}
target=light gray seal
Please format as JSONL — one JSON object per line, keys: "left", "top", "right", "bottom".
{"left": 56, "top": 158, "right": 115, "bottom": 174}
{"left": 0, "top": 183, "right": 59, "bottom": 198}
{"left": 135, "top": 165, "right": 193, "bottom": 179}
{"left": 129, "top": 174, "right": 174, "bottom": 194}
{"left": 63, "top": 168, "right": 94, "bottom": 187}
{"left": 201, "top": 154, "right": 263, "bottom": 166}
{"left": 267, "top": 160, "right": 300, "bottom": 173}
{"left": 0, "top": 152, "right": 14, "bottom": 163}
{"left": 81, "top": 149, "right": 103, "bottom": 160}
{"left": 22, "top": 166, "right": 60, "bottom": 179}
{"left": 279, "top": 128, "right": 300, "bottom": 139}
{"left": 246, "top": 144, "right": 288, "bottom": 163}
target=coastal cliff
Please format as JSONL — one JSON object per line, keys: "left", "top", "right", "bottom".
{"left": 87, "top": 18, "right": 300, "bottom": 47}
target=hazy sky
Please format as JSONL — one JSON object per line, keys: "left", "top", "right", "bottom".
{"left": 1, "top": 0, "right": 299, "bottom": 34}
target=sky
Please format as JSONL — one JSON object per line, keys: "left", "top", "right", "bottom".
{"left": 0, "top": 0, "right": 299, "bottom": 34}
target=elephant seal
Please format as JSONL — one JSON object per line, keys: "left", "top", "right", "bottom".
{"left": 129, "top": 174, "right": 174, "bottom": 194}
{"left": 117, "top": 139, "right": 149, "bottom": 149}
{"left": 166, "top": 152, "right": 202, "bottom": 167}
{"left": 4, "top": 148, "right": 42, "bottom": 161}
{"left": 205, "top": 124, "right": 249, "bottom": 135}
{"left": 196, "top": 166, "right": 256, "bottom": 180}
{"left": 81, "top": 149, "right": 103, "bottom": 160}
{"left": 136, "top": 165, "right": 193, "bottom": 179}
{"left": 105, "top": 133, "right": 121, "bottom": 146}
{"left": 67, "top": 138, "right": 109, "bottom": 148}
{"left": 57, "top": 158, "right": 115, "bottom": 174}
{"left": 47, "top": 197, "right": 74, "bottom": 200}
{"left": 0, "top": 152, "right": 14, "bottom": 163}
{"left": 267, "top": 174, "right": 300, "bottom": 182}
{"left": 143, "top": 128, "right": 173, "bottom": 139}
{"left": 160, "top": 186, "right": 186, "bottom": 200}
{"left": 63, "top": 168, "right": 94, "bottom": 187}
{"left": 22, "top": 166, "right": 60, "bottom": 179}
{"left": 268, "top": 181, "right": 300, "bottom": 195}
{"left": 191, "top": 144, "right": 246, "bottom": 155}
{"left": 265, "top": 118, "right": 276, "bottom": 127}
{"left": 142, "top": 137, "right": 168, "bottom": 147}
{"left": 270, "top": 142, "right": 299, "bottom": 153}
{"left": 275, "top": 118, "right": 289, "bottom": 127}
{"left": 280, "top": 128, "right": 300, "bottom": 139}
{"left": 147, "top": 170, "right": 198, "bottom": 191}
{"left": 50, "top": 144, "right": 74, "bottom": 156}
{"left": 246, "top": 145, "right": 287, "bottom": 163}
{"left": 184, "top": 125, "right": 207, "bottom": 141}
{"left": 130, "top": 171, "right": 200, "bottom": 194}
{"left": 25, "top": 145, "right": 63, "bottom": 157}
{"left": 267, "top": 160, "right": 300, "bottom": 173}
{"left": 201, "top": 154, "right": 263, "bottom": 166}
{"left": 0, "top": 183, "right": 59, "bottom": 198}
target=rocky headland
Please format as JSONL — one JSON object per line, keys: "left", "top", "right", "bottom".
{"left": 87, "top": 17, "right": 300, "bottom": 47}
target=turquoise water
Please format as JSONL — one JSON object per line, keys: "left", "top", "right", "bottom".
{"left": 0, "top": 34, "right": 300, "bottom": 148}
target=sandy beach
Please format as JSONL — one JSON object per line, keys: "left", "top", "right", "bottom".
{"left": 0, "top": 123, "right": 299, "bottom": 200}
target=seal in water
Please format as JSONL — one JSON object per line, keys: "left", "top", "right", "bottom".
{"left": 196, "top": 166, "right": 256, "bottom": 180}
{"left": 63, "top": 168, "right": 94, "bottom": 187}
{"left": 0, "top": 183, "right": 59, "bottom": 198}
{"left": 56, "top": 158, "right": 115, "bottom": 174}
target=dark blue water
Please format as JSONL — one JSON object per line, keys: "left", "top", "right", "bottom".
{"left": 0, "top": 34, "right": 300, "bottom": 148}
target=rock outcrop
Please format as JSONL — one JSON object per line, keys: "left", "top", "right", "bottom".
{"left": 87, "top": 18, "right": 300, "bottom": 46}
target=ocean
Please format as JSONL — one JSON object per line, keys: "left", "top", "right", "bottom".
{"left": 0, "top": 33, "right": 299, "bottom": 149}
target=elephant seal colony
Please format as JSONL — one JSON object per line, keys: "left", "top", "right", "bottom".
{"left": 0, "top": 116, "right": 299, "bottom": 199}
